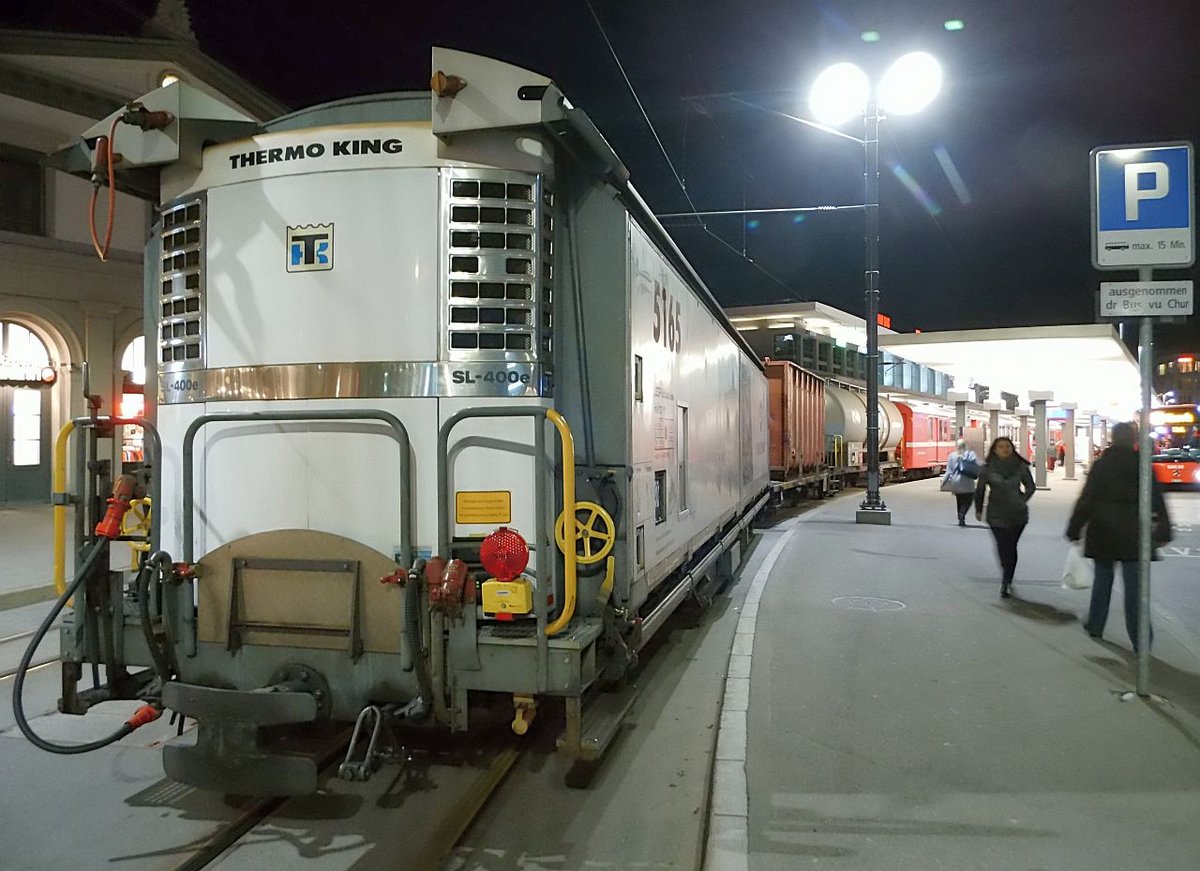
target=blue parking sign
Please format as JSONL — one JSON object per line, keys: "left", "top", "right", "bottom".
{"left": 1092, "top": 142, "right": 1194, "bottom": 269}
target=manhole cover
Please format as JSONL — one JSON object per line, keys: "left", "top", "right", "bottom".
{"left": 831, "top": 596, "right": 906, "bottom": 612}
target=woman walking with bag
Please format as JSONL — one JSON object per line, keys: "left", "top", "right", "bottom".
{"left": 941, "top": 438, "right": 979, "bottom": 526}
{"left": 1066, "top": 422, "right": 1171, "bottom": 651}
{"left": 974, "top": 436, "right": 1036, "bottom": 598}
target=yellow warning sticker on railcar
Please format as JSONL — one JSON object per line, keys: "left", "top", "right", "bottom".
{"left": 455, "top": 490, "right": 512, "bottom": 524}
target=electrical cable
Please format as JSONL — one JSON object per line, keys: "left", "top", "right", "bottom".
{"left": 585, "top": 1, "right": 805, "bottom": 301}
{"left": 136, "top": 550, "right": 176, "bottom": 685}
{"left": 565, "top": 209, "right": 597, "bottom": 469}
{"left": 88, "top": 116, "right": 120, "bottom": 262}
{"left": 584, "top": 0, "right": 702, "bottom": 223}
{"left": 11, "top": 539, "right": 143, "bottom": 754}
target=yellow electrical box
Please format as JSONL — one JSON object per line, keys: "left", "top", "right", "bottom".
{"left": 481, "top": 578, "right": 533, "bottom": 616}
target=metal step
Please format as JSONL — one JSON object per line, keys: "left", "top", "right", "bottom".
{"left": 560, "top": 683, "right": 638, "bottom": 763}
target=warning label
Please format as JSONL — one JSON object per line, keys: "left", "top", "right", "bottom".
{"left": 455, "top": 491, "right": 512, "bottom": 525}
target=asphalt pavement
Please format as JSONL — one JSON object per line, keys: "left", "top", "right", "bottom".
{"left": 712, "top": 473, "right": 1200, "bottom": 871}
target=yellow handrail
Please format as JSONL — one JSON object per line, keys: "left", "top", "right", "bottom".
{"left": 52, "top": 420, "right": 76, "bottom": 595}
{"left": 545, "top": 409, "right": 577, "bottom": 637}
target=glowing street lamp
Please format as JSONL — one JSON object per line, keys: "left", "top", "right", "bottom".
{"left": 809, "top": 52, "right": 942, "bottom": 524}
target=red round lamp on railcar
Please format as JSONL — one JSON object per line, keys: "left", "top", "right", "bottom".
{"left": 479, "top": 527, "right": 530, "bottom": 582}
{"left": 479, "top": 527, "right": 535, "bottom": 620}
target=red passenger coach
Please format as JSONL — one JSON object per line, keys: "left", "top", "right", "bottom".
{"left": 765, "top": 360, "right": 825, "bottom": 480}
{"left": 894, "top": 402, "right": 955, "bottom": 474}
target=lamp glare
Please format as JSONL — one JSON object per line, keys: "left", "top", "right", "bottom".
{"left": 879, "top": 52, "right": 942, "bottom": 115}
{"left": 809, "top": 62, "right": 870, "bottom": 126}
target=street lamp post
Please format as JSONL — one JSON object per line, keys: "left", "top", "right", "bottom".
{"left": 808, "top": 52, "right": 942, "bottom": 525}
{"left": 860, "top": 101, "right": 885, "bottom": 519}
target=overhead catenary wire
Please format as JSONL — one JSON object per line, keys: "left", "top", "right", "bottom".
{"left": 584, "top": 0, "right": 803, "bottom": 300}
{"left": 584, "top": 0, "right": 703, "bottom": 223}
{"left": 658, "top": 203, "right": 866, "bottom": 219}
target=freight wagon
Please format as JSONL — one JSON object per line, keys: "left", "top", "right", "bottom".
{"left": 14, "top": 48, "right": 769, "bottom": 794}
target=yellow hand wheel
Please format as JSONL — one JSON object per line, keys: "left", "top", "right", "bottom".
{"left": 122, "top": 497, "right": 152, "bottom": 569}
{"left": 554, "top": 501, "right": 616, "bottom": 565}
{"left": 121, "top": 497, "right": 152, "bottom": 538}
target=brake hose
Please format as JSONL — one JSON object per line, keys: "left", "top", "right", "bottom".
{"left": 12, "top": 539, "right": 159, "bottom": 754}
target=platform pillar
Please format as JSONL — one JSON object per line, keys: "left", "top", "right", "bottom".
{"left": 948, "top": 390, "right": 970, "bottom": 439}
{"left": 1029, "top": 391, "right": 1054, "bottom": 490}
{"left": 1086, "top": 413, "right": 1097, "bottom": 464}
{"left": 1015, "top": 407, "right": 1032, "bottom": 460}
{"left": 985, "top": 401, "right": 1002, "bottom": 445}
{"left": 1061, "top": 402, "right": 1077, "bottom": 480}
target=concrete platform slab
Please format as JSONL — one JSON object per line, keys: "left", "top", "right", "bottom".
{"left": 736, "top": 477, "right": 1200, "bottom": 871}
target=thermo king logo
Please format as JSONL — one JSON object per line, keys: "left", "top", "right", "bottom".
{"left": 286, "top": 224, "right": 333, "bottom": 272}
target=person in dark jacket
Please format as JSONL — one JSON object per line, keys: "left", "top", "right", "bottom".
{"left": 974, "top": 436, "right": 1036, "bottom": 598}
{"left": 1066, "top": 422, "right": 1171, "bottom": 652}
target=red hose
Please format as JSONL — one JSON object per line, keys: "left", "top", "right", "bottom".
{"left": 88, "top": 116, "right": 120, "bottom": 262}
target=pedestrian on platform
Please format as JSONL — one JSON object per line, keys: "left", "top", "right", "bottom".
{"left": 974, "top": 436, "right": 1036, "bottom": 598}
{"left": 1066, "top": 422, "right": 1172, "bottom": 652}
{"left": 1057, "top": 441, "right": 1066, "bottom": 468}
{"left": 941, "top": 438, "right": 979, "bottom": 527}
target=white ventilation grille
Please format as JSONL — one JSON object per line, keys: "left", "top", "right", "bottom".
{"left": 158, "top": 198, "right": 204, "bottom": 368}
{"left": 445, "top": 174, "right": 552, "bottom": 361}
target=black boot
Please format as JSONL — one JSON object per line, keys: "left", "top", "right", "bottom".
{"left": 1000, "top": 582, "right": 1011, "bottom": 598}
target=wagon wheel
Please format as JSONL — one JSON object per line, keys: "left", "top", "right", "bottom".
{"left": 554, "top": 501, "right": 616, "bottom": 565}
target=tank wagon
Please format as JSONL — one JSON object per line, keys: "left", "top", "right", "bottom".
{"left": 762, "top": 359, "right": 996, "bottom": 499}
{"left": 17, "top": 49, "right": 768, "bottom": 794}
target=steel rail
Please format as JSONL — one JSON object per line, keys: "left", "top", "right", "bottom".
{"left": 165, "top": 737, "right": 519, "bottom": 871}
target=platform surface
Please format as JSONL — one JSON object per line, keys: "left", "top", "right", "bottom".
{"left": 708, "top": 474, "right": 1200, "bottom": 871}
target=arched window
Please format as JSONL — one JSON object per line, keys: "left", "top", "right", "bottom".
{"left": 2, "top": 322, "right": 50, "bottom": 467}
{"left": 119, "top": 335, "right": 146, "bottom": 461}
{"left": 120, "top": 335, "right": 146, "bottom": 387}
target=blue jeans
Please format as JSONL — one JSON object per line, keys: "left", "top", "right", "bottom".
{"left": 1085, "top": 559, "right": 1151, "bottom": 651}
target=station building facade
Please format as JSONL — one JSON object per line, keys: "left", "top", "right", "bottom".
{"left": 1156, "top": 353, "right": 1200, "bottom": 406}
{"left": 0, "top": 10, "right": 283, "bottom": 503}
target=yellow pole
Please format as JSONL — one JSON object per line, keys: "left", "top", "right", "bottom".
{"left": 52, "top": 420, "right": 76, "bottom": 595}
{"left": 544, "top": 409, "right": 576, "bottom": 637}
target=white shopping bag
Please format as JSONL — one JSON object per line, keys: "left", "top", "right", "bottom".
{"left": 1061, "top": 544, "right": 1093, "bottom": 590}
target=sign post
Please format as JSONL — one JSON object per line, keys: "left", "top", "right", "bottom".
{"left": 1092, "top": 142, "right": 1194, "bottom": 698}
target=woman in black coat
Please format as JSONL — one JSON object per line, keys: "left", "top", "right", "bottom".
{"left": 974, "top": 437, "right": 1036, "bottom": 598}
{"left": 1066, "top": 422, "right": 1171, "bottom": 651}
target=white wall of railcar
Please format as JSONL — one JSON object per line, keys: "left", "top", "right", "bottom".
{"left": 628, "top": 220, "right": 767, "bottom": 591}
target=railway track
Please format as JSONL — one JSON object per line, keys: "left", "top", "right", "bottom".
{"left": 168, "top": 732, "right": 520, "bottom": 871}
{"left": 0, "top": 627, "right": 59, "bottom": 681}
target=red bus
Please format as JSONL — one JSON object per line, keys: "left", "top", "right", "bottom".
{"left": 1149, "top": 405, "right": 1200, "bottom": 487}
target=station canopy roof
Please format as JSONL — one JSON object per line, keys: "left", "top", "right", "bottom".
{"left": 725, "top": 301, "right": 895, "bottom": 350}
{"left": 882, "top": 324, "right": 1142, "bottom": 420}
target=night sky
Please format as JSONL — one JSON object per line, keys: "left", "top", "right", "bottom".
{"left": 6, "top": 0, "right": 1199, "bottom": 351}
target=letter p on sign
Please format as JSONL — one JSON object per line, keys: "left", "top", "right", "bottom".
{"left": 1125, "top": 162, "right": 1169, "bottom": 220}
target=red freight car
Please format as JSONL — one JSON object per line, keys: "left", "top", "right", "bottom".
{"left": 765, "top": 360, "right": 825, "bottom": 484}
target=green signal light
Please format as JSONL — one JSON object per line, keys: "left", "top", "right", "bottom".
{"left": 860, "top": 31, "right": 881, "bottom": 43}
{"left": 944, "top": 19, "right": 965, "bottom": 31}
